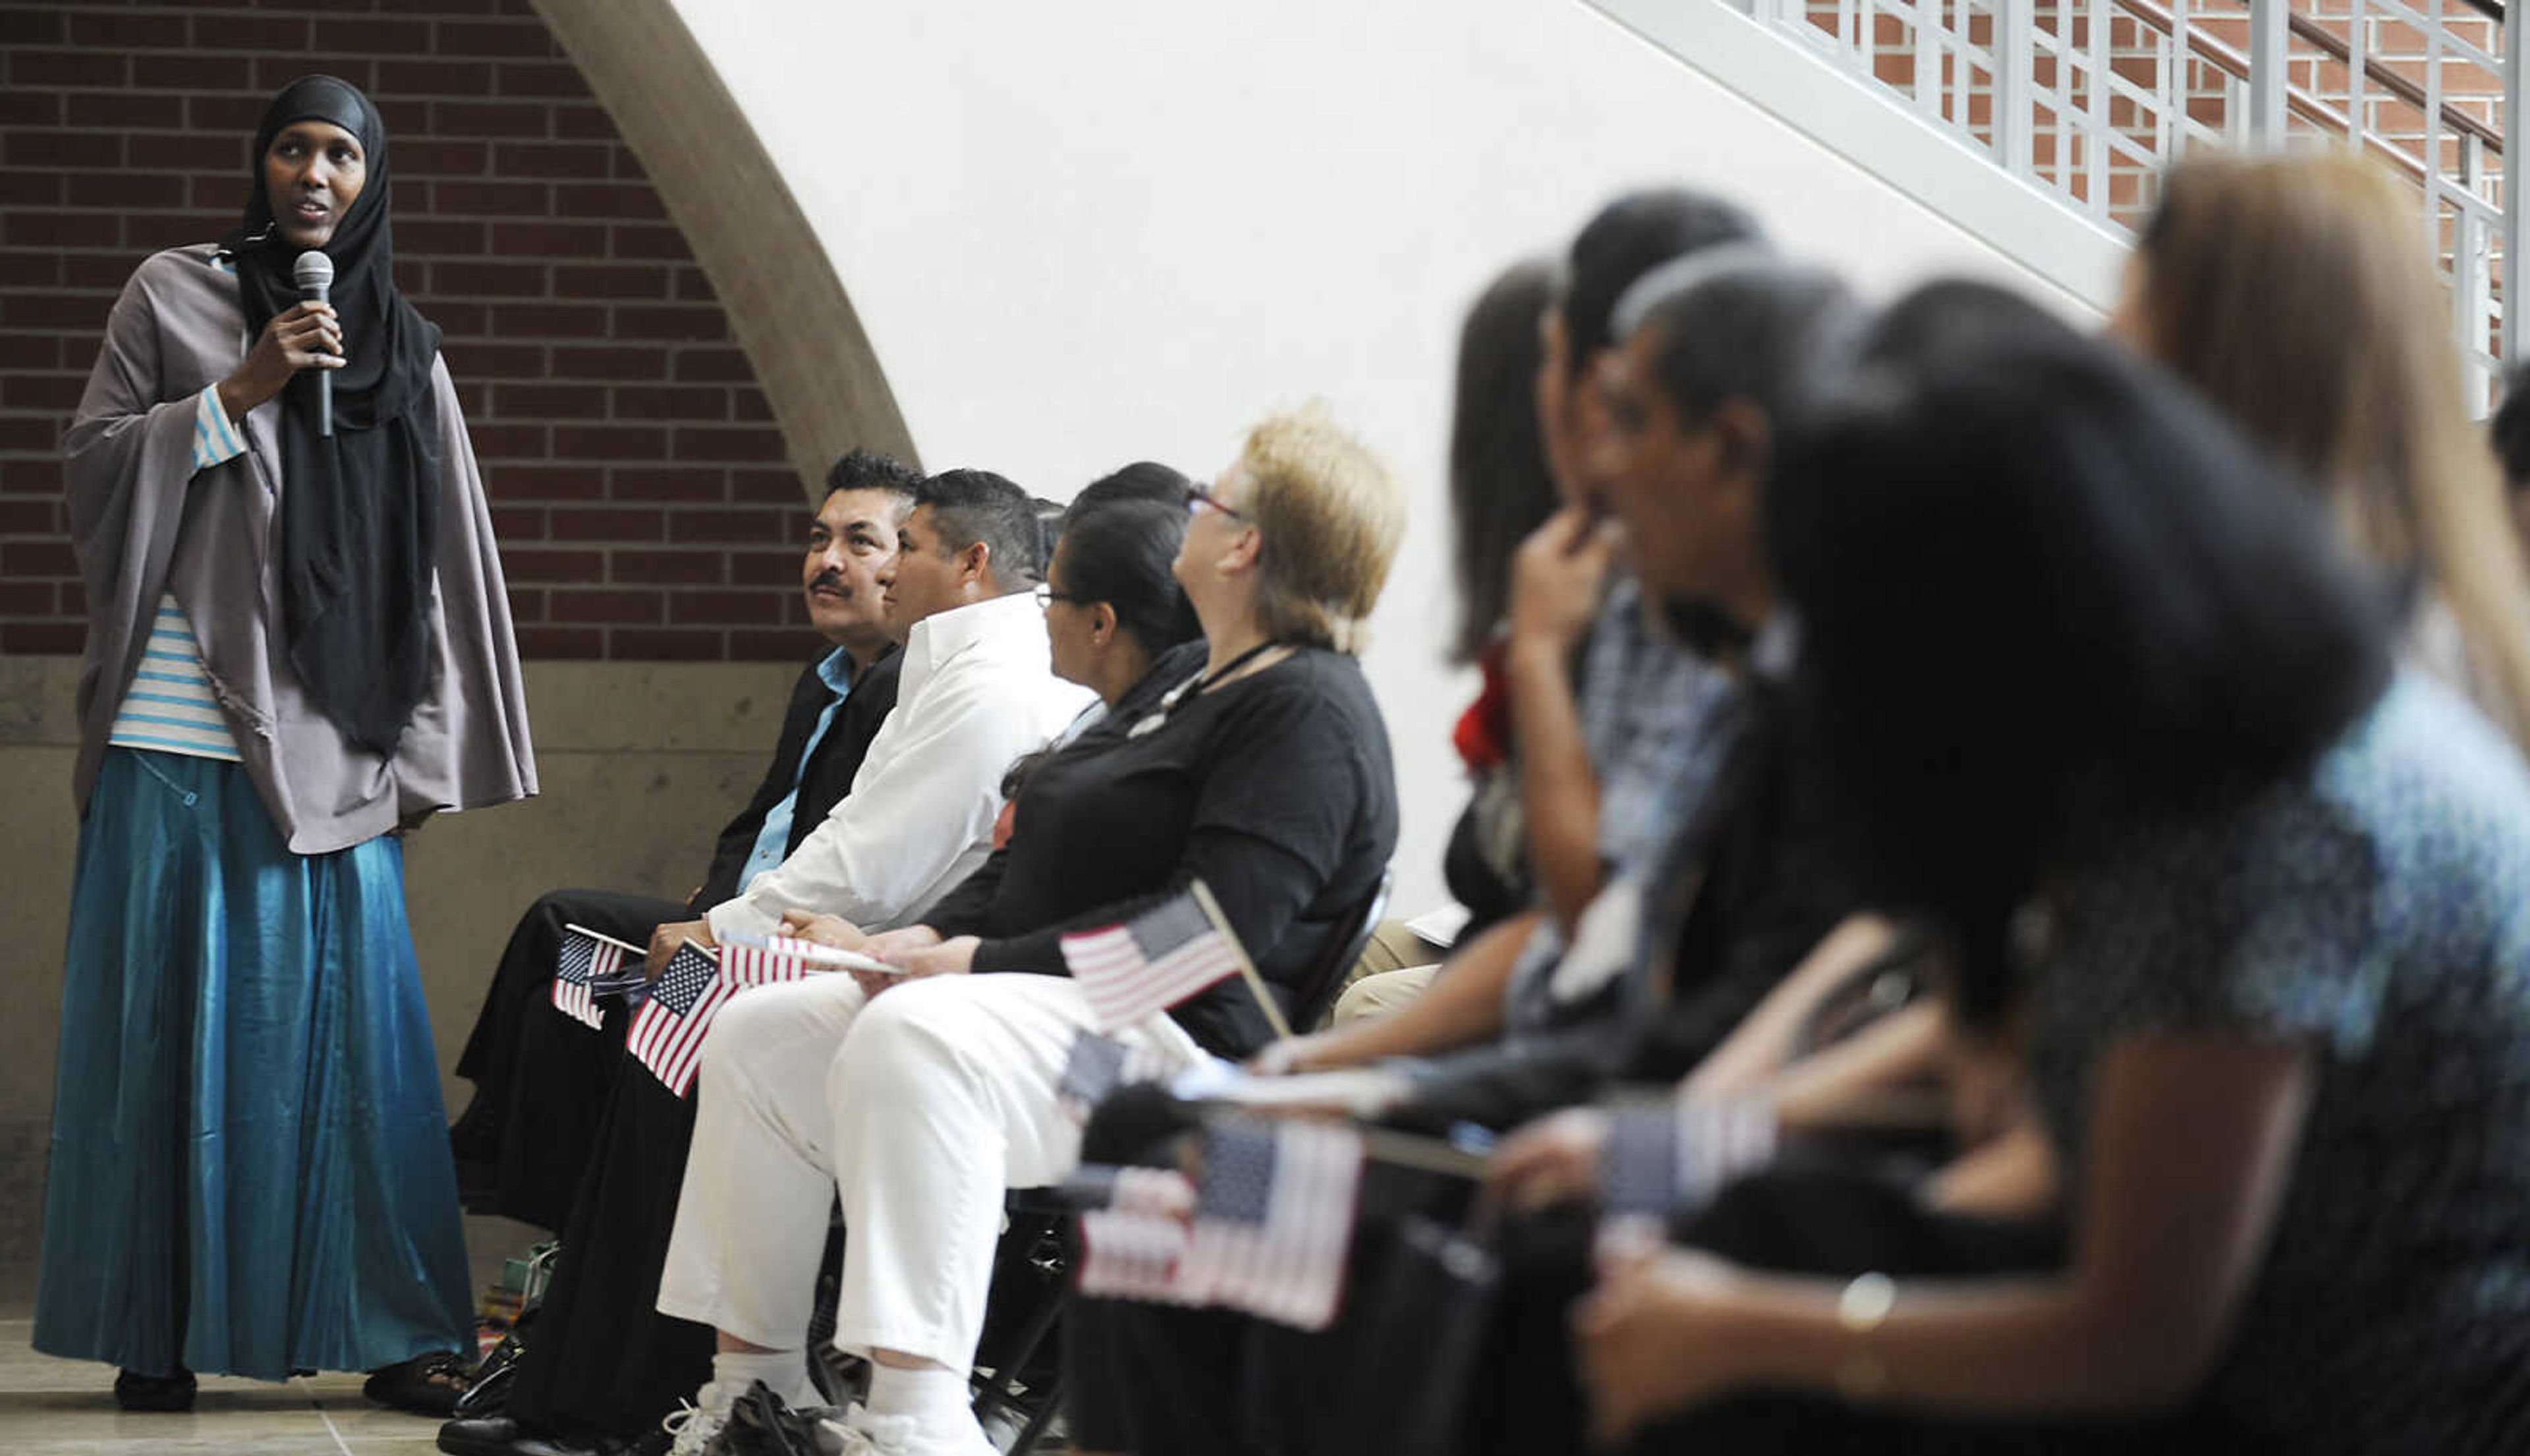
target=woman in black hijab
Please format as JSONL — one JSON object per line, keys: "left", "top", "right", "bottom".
{"left": 39, "top": 76, "right": 536, "bottom": 1413}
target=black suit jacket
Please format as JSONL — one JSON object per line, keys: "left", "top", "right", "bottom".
{"left": 687, "top": 646, "right": 905, "bottom": 912}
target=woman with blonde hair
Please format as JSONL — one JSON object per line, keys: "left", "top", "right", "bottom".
{"left": 2114, "top": 150, "right": 2530, "bottom": 745}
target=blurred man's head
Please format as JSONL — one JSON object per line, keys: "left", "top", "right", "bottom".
{"left": 878, "top": 468, "right": 1041, "bottom": 632}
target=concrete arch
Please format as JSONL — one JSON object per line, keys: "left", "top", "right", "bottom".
{"left": 533, "top": 0, "right": 921, "bottom": 493}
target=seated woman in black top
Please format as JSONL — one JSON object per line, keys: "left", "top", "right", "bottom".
{"left": 644, "top": 408, "right": 1405, "bottom": 1456}
{"left": 437, "top": 483, "right": 1204, "bottom": 1456}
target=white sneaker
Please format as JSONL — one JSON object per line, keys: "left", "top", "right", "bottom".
{"left": 660, "top": 1378, "right": 746, "bottom": 1456}
{"left": 815, "top": 1401, "right": 997, "bottom": 1456}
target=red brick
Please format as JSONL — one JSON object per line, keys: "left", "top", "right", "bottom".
{"left": 554, "top": 182, "right": 664, "bottom": 221}
{"left": 488, "top": 463, "right": 606, "bottom": 501}
{"left": 430, "top": 99, "right": 550, "bottom": 139}
{"left": 65, "top": 252, "right": 138, "bottom": 289}
{"left": 126, "top": 132, "right": 241, "bottom": 171}
{"left": 422, "top": 299, "right": 490, "bottom": 336}
{"left": 494, "top": 141, "right": 609, "bottom": 178}
{"left": 187, "top": 92, "right": 269, "bottom": 132}
{"left": 552, "top": 424, "right": 665, "bottom": 461}
{"left": 608, "top": 223, "right": 692, "bottom": 261}
{"left": 73, "top": 93, "right": 186, "bottom": 128}
{"left": 209, "top": 14, "right": 314, "bottom": 51}
{"left": 255, "top": 57, "right": 373, "bottom": 93}
{"left": 133, "top": 54, "right": 213, "bottom": 88}
{"left": 555, "top": 262, "right": 667, "bottom": 300}
{"left": 398, "top": 217, "right": 488, "bottom": 255}
{"left": 551, "top": 103, "right": 616, "bottom": 141}
{"left": 65, "top": 11, "right": 178, "bottom": 48}
{"left": 618, "top": 306, "right": 723, "bottom": 343}
{"left": 486, "top": 302, "right": 607, "bottom": 337}
{"left": 615, "top": 383, "right": 721, "bottom": 421}
{"left": 0, "top": 89, "right": 61, "bottom": 125}
{"left": 548, "top": 588, "right": 661, "bottom": 625}
{"left": 429, "top": 179, "right": 549, "bottom": 215}
{"left": 71, "top": 172, "right": 184, "bottom": 207}
{"left": 731, "top": 387, "right": 773, "bottom": 424}
{"left": 0, "top": 621, "right": 83, "bottom": 653}
{"left": 430, "top": 260, "right": 547, "bottom": 296}
{"left": 727, "top": 628, "right": 814, "bottom": 662}
{"left": 0, "top": 579, "right": 56, "bottom": 615}
{"left": 611, "top": 547, "right": 725, "bottom": 584}
{"left": 491, "top": 505, "right": 547, "bottom": 540}
{"left": 314, "top": 17, "right": 432, "bottom": 54}
{"left": 441, "top": 341, "right": 543, "bottom": 378}
{"left": 187, "top": 174, "right": 240, "bottom": 210}
{"left": 0, "top": 538, "right": 76, "bottom": 575}
{"left": 495, "top": 61, "right": 589, "bottom": 101}
{"left": 610, "top": 466, "right": 718, "bottom": 501}
{"left": 373, "top": 56, "right": 499, "bottom": 99}
{"left": 673, "top": 426, "right": 785, "bottom": 464}
{"left": 490, "top": 220, "right": 605, "bottom": 257}
{"left": 124, "top": 213, "right": 230, "bottom": 252}
{"left": 514, "top": 625, "right": 602, "bottom": 658}
{"left": 0, "top": 496, "right": 60, "bottom": 533}
{"left": 549, "top": 506, "right": 664, "bottom": 542}
{"left": 469, "top": 422, "right": 548, "bottom": 458}
{"left": 673, "top": 266, "right": 719, "bottom": 302}
{"left": 503, "top": 586, "right": 544, "bottom": 622}
{"left": 399, "top": 138, "right": 492, "bottom": 176}
{"left": 668, "top": 590, "right": 785, "bottom": 625}
{"left": 0, "top": 455, "right": 61, "bottom": 492}
{"left": 0, "top": 246, "right": 61, "bottom": 286}
{"left": 1, "top": 372, "right": 85, "bottom": 410}
{"left": 500, "top": 547, "right": 604, "bottom": 580}
{"left": 550, "top": 344, "right": 665, "bottom": 381}
{"left": 5, "top": 128, "right": 120, "bottom": 168}
{"left": 726, "top": 546, "right": 813, "bottom": 581}
{"left": 3, "top": 210, "right": 118, "bottom": 248}
{"left": 0, "top": 172, "right": 63, "bottom": 207}
{"left": 610, "top": 627, "right": 720, "bottom": 661}
{"left": 3, "top": 7, "right": 68, "bottom": 45}
{"left": 11, "top": 48, "right": 126, "bottom": 88}
{"left": 672, "top": 347, "right": 753, "bottom": 383}
{"left": 674, "top": 511, "right": 794, "bottom": 546}
{"left": 492, "top": 381, "right": 606, "bottom": 420}
{"left": 438, "top": 20, "right": 559, "bottom": 59}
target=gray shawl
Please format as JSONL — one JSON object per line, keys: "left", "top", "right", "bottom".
{"left": 65, "top": 244, "right": 537, "bottom": 854}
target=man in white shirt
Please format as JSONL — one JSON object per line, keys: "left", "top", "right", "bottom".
{"left": 640, "top": 468, "right": 1094, "bottom": 969}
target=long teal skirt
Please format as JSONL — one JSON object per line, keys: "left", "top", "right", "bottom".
{"left": 34, "top": 748, "right": 474, "bottom": 1380}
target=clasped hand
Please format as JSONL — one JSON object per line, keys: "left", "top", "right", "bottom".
{"left": 777, "top": 912, "right": 974, "bottom": 999}
{"left": 217, "top": 302, "right": 343, "bottom": 419}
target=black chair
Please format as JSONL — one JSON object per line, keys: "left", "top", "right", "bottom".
{"left": 965, "top": 870, "right": 1397, "bottom": 1452}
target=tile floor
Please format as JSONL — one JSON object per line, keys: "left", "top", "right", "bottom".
{"left": 0, "top": 1215, "right": 541, "bottom": 1455}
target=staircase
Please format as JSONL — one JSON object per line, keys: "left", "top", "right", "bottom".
{"left": 1590, "top": 0, "right": 2519, "bottom": 399}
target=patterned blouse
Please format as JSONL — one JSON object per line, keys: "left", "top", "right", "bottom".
{"left": 2031, "top": 672, "right": 2530, "bottom": 1453}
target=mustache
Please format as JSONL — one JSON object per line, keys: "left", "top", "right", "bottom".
{"left": 810, "top": 570, "right": 848, "bottom": 594}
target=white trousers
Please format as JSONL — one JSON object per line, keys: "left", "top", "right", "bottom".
{"left": 656, "top": 970, "right": 1200, "bottom": 1370}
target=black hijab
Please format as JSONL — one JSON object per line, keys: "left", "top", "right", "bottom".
{"left": 220, "top": 75, "right": 444, "bottom": 755}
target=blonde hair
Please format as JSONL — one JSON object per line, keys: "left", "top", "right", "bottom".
{"left": 2138, "top": 151, "right": 2530, "bottom": 747}
{"left": 1236, "top": 405, "right": 1407, "bottom": 654}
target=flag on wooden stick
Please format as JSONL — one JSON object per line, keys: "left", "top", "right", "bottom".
{"left": 1060, "top": 883, "right": 1253, "bottom": 1033}
{"left": 552, "top": 925, "right": 631, "bottom": 1030}
{"left": 1177, "top": 1118, "right": 1364, "bottom": 1330}
{"left": 1075, "top": 1165, "right": 1202, "bottom": 1304}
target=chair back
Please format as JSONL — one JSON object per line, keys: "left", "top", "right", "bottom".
{"left": 1287, "top": 869, "right": 1394, "bottom": 1033}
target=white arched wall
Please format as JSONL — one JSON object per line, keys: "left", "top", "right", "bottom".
{"left": 654, "top": 0, "right": 2100, "bottom": 914}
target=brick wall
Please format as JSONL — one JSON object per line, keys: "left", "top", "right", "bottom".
{"left": 0, "top": 0, "right": 827, "bottom": 662}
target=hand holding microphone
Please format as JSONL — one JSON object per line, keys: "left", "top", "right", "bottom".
{"left": 211, "top": 251, "right": 345, "bottom": 426}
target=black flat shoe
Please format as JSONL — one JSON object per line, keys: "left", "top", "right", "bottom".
{"left": 436, "top": 1413, "right": 610, "bottom": 1456}
{"left": 113, "top": 1365, "right": 196, "bottom": 1412}
{"left": 369, "top": 1349, "right": 473, "bottom": 1416}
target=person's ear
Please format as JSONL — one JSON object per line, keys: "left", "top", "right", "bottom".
{"left": 1088, "top": 601, "right": 1119, "bottom": 646}
{"left": 958, "top": 540, "right": 992, "bottom": 590}
{"left": 1215, "top": 522, "right": 1262, "bottom": 577}
{"left": 1708, "top": 399, "right": 1773, "bottom": 497}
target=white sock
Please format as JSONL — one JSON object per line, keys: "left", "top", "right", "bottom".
{"left": 712, "top": 1348, "right": 818, "bottom": 1410}
{"left": 863, "top": 1361, "right": 970, "bottom": 1428}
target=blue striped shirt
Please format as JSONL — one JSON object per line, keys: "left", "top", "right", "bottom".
{"left": 103, "top": 386, "right": 250, "bottom": 762}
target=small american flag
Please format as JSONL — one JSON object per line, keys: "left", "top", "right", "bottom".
{"left": 1060, "top": 887, "right": 1247, "bottom": 1032}
{"left": 1075, "top": 1165, "right": 1202, "bottom": 1304}
{"left": 1600, "top": 1095, "right": 1776, "bottom": 1229}
{"left": 551, "top": 927, "right": 621, "bottom": 1030}
{"left": 1177, "top": 1119, "right": 1363, "bottom": 1330}
{"left": 627, "top": 938, "right": 828, "bottom": 1097}
{"left": 1054, "top": 1030, "right": 1181, "bottom": 1120}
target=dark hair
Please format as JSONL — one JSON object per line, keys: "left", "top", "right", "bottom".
{"left": 1614, "top": 253, "right": 1860, "bottom": 439}
{"left": 1071, "top": 461, "right": 1193, "bottom": 518}
{"left": 2494, "top": 362, "right": 2530, "bottom": 493}
{"left": 1448, "top": 260, "right": 1561, "bottom": 665}
{"left": 999, "top": 745, "right": 1056, "bottom": 802}
{"left": 824, "top": 447, "right": 920, "bottom": 501}
{"left": 913, "top": 468, "right": 1044, "bottom": 588}
{"left": 1052, "top": 499, "right": 1202, "bottom": 657}
{"left": 1770, "top": 281, "right": 2392, "bottom": 1026}
{"left": 1561, "top": 188, "right": 1766, "bottom": 371}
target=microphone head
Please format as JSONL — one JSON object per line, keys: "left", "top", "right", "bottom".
{"left": 293, "top": 250, "right": 334, "bottom": 293}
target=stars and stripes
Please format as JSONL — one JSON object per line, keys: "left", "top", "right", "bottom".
{"left": 623, "top": 936, "right": 848, "bottom": 1096}
{"left": 551, "top": 926, "right": 626, "bottom": 1030}
{"left": 1075, "top": 1166, "right": 1202, "bottom": 1304}
{"left": 1060, "top": 887, "right": 1247, "bottom": 1032}
{"left": 1175, "top": 1119, "right": 1364, "bottom": 1331}
{"left": 1054, "top": 1029, "right": 1181, "bottom": 1120}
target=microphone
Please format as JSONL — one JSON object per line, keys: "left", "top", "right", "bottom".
{"left": 294, "top": 250, "right": 335, "bottom": 437}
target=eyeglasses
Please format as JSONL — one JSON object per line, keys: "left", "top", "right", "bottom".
{"left": 1032, "top": 583, "right": 1091, "bottom": 609}
{"left": 1185, "top": 482, "right": 1249, "bottom": 522}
